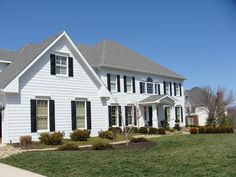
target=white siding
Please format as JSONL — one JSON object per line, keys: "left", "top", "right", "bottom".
{"left": 3, "top": 38, "right": 108, "bottom": 143}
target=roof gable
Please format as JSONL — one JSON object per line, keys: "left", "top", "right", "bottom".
{"left": 78, "top": 40, "right": 185, "bottom": 80}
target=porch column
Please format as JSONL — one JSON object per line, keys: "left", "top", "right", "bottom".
{"left": 152, "top": 104, "right": 158, "bottom": 128}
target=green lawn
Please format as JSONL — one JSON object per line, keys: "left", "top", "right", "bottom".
{"left": 1, "top": 134, "right": 236, "bottom": 177}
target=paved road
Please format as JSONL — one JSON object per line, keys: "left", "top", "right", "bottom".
{"left": 0, "top": 163, "right": 45, "bottom": 177}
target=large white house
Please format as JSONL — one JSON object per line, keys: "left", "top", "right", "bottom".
{"left": 0, "top": 31, "right": 186, "bottom": 144}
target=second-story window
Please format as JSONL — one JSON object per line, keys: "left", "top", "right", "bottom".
{"left": 147, "top": 77, "right": 153, "bottom": 94}
{"left": 126, "top": 76, "right": 132, "bottom": 93}
{"left": 56, "top": 55, "right": 67, "bottom": 76}
{"left": 110, "top": 75, "right": 117, "bottom": 92}
{"left": 165, "top": 82, "right": 170, "bottom": 95}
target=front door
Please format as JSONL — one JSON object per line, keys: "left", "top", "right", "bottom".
{"left": 148, "top": 106, "right": 153, "bottom": 126}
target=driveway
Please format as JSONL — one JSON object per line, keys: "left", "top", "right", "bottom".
{"left": 0, "top": 163, "right": 45, "bottom": 177}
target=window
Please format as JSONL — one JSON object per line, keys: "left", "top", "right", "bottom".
{"left": 126, "top": 76, "right": 132, "bottom": 93}
{"left": 165, "top": 82, "right": 170, "bottom": 95}
{"left": 191, "top": 107, "right": 196, "bottom": 113}
{"left": 111, "top": 106, "right": 118, "bottom": 126}
{"left": 188, "top": 117, "right": 194, "bottom": 125}
{"left": 55, "top": 55, "right": 67, "bottom": 75}
{"left": 142, "top": 82, "right": 146, "bottom": 93}
{"left": 176, "top": 84, "right": 180, "bottom": 96}
{"left": 36, "top": 100, "right": 48, "bottom": 131}
{"left": 76, "top": 101, "right": 86, "bottom": 129}
{"left": 110, "top": 75, "right": 117, "bottom": 92}
{"left": 186, "top": 107, "right": 190, "bottom": 114}
{"left": 154, "top": 84, "right": 158, "bottom": 94}
{"left": 127, "top": 106, "right": 134, "bottom": 125}
{"left": 176, "top": 107, "right": 181, "bottom": 121}
{"left": 165, "top": 107, "right": 171, "bottom": 122}
{"left": 147, "top": 77, "right": 153, "bottom": 94}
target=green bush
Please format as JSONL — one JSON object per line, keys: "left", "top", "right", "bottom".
{"left": 190, "top": 128, "right": 198, "bottom": 134}
{"left": 139, "top": 127, "right": 148, "bottom": 134}
{"left": 59, "top": 142, "right": 79, "bottom": 151}
{"left": 92, "top": 142, "right": 113, "bottom": 150}
{"left": 39, "top": 132, "right": 64, "bottom": 145}
{"left": 157, "top": 128, "right": 166, "bottom": 135}
{"left": 130, "top": 137, "right": 148, "bottom": 143}
{"left": 198, "top": 126, "right": 234, "bottom": 134}
{"left": 198, "top": 127, "right": 206, "bottom": 134}
{"left": 168, "top": 128, "right": 176, "bottom": 132}
{"left": 108, "top": 127, "right": 122, "bottom": 134}
{"left": 174, "top": 124, "right": 181, "bottom": 131}
{"left": 130, "top": 127, "right": 139, "bottom": 133}
{"left": 161, "top": 119, "right": 169, "bottom": 129}
{"left": 70, "top": 129, "right": 90, "bottom": 141}
{"left": 20, "top": 136, "right": 32, "bottom": 146}
{"left": 98, "top": 130, "right": 113, "bottom": 140}
{"left": 148, "top": 127, "right": 158, "bottom": 134}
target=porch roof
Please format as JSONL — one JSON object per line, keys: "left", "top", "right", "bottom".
{"left": 139, "top": 95, "right": 177, "bottom": 105}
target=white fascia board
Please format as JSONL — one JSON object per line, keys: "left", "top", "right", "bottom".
{"left": 0, "top": 60, "right": 12, "bottom": 64}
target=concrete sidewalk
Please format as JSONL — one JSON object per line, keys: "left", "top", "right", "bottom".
{"left": 0, "top": 163, "right": 45, "bottom": 177}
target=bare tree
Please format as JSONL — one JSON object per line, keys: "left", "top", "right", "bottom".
{"left": 200, "top": 86, "right": 235, "bottom": 126}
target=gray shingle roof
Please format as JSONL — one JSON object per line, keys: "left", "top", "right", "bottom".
{"left": 139, "top": 95, "right": 167, "bottom": 103}
{"left": 185, "top": 87, "right": 205, "bottom": 106}
{"left": 0, "top": 32, "right": 63, "bottom": 89}
{"left": 78, "top": 40, "right": 185, "bottom": 80}
{"left": 0, "top": 49, "right": 18, "bottom": 62}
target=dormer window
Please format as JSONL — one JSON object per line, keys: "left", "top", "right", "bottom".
{"left": 56, "top": 55, "right": 68, "bottom": 76}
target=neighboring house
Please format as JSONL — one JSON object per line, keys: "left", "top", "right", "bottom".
{"left": 0, "top": 31, "right": 185, "bottom": 144}
{"left": 185, "top": 87, "right": 208, "bottom": 126}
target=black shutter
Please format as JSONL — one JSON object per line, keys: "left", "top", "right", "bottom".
{"left": 158, "top": 84, "right": 161, "bottom": 95}
{"left": 179, "top": 83, "right": 182, "bottom": 96}
{"left": 174, "top": 82, "right": 177, "bottom": 96}
{"left": 49, "top": 100, "right": 55, "bottom": 132}
{"left": 175, "top": 107, "right": 178, "bottom": 121}
{"left": 125, "top": 106, "right": 128, "bottom": 126}
{"left": 181, "top": 107, "right": 183, "bottom": 122}
{"left": 107, "top": 74, "right": 111, "bottom": 91}
{"left": 163, "top": 81, "right": 166, "bottom": 95}
{"left": 124, "top": 76, "right": 127, "bottom": 93}
{"left": 71, "top": 101, "right": 76, "bottom": 130}
{"left": 86, "top": 101, "right": 91, "bottom": 130}
{"left": 170, "top": 82, "right": 172, "bottom": 96}
{"left": 140, "top": 82, "right": 143, "bottom": 94}
{"left": 118, "top": 106, "right": 122, "bottom": 126}
{"left": 30, "top": 99, "right": 37, "bottom": 133}
{"left": 117, "top": 75, "right": 120, "bottom": 92}
{"left": 68, "top": 57, "right": 73, "bottom": 77}
{"left": 134, "top": 106, "right": 137, "bottom": 126}
{"left": 132, "top": 77, "right": 136, "bottom": 93}
{"left": 108, "top": 106, "right": 112, "bottom": 127}
{"left": 50, "top": 54, "right": 56, "bottom": 75}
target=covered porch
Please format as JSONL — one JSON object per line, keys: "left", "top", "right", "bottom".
{"left": 139, "top": 95, "right": 177, "bottom": 128}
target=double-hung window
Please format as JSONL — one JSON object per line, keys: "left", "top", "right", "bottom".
{"left": 126, "top": 76, "right": 132, "bottom": 93}
{"left": 127, "top": 106, "right": 133, "bottom": 125}
{"left": 146, "top": 77, "right": 153, "bottom": 94}
{"left": 110, "top": 75, "right": 117, "bottom": 92}
{"left": 76, "top": 101, "right": 86, "bottom": 129}
{"left": 165, "top": 107, "right": 171, "bottom": 122}
{"left": 36, "top": 100, "right": 48, "bottom": 131}
{"left": 176, "top": 107, "right": 181, "bottom": 122}
{"left": 176, "top": 84, "right": 180, "bottom": 96}
{"left": 111, "top": 106, "right": 118, "bottom": 126}
{"left": 165, "top": 82, "right": 170, "bottom": 95}
{"left": 56, "top": 55, "right": 68, "bottom": 76}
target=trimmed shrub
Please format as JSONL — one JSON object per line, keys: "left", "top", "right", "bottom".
{"left": 198, "top": 127, "right": 206, "bottom": 134}
{"left": 130, "top": 137, "right": 148, "bottom": 143}
{"left": 98, "top": 130, "right": 113, "bottom": 140}
{"left": 148, "top": 127, "right": 158, "bottom": 134}
{"left": 70, "top": 129, "right": 90, "bottom": 141}
{"left": 139, "top": 127, "right": 148, "bottom": 134}
{"left": 59, "top": 142, "right": 79, "bottom": 151}
{"left": 39, "top": 132, "right": 64, "bottom": 145}
{"left": 161, "top": 119, "right": 169, "bottom": 129}
{"left": 157, "top": 128, "right": 166, "bottom": 135}
{"left": 168, "top": 128, "right": 176, "bottom": 132}
{"left": 20, "top": 136, "right": 32, "bottom": 146}
{"left": 92, "top": 142, "right": 113, "bottom": 150}
{"left": 197, "top": 126, "right": 234, "bottom": 134}
{"left": 190, "top": 128, "right": 198, "bottom": 134}
{"left": 174, "top": 124, "right": 181, "bottom": 131}
{"left": 130, "top": 127, "right": 139, "bottom": 133}
{"left": 108, "top": 127, "right": 122, "bottom": 134}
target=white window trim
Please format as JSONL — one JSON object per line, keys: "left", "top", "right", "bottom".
{"left": 141, "top": 81, "right": 159, "bottom": 95}
{"left": 111, "top": 106, "right": 119, "bottom": 127}
{"left": 55, "top": 55, "right": 69, "bottom": 77}
{"left": 127, "top": 106, "right": 135, "bottom": 126}
{"left": 176, "top": 106, "right": 181, "bottom": 121}
{"left": 126, "top": 76, "right": 133, "bottom": 93}
{"left": 36, "top": 99, "right": 50, "bottom": 133}
{"left": 76, "top": 101, "right": 87, "bottom": 129}
{"left": 110, "top": 74, "right": 117, "bottom": 92}
{"left": 176, "top": 84, "right": 180, "bottom": 96}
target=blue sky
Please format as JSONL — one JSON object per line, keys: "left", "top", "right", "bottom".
{"left": 1, "top": 0, "right": 236, "bottom": 92}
